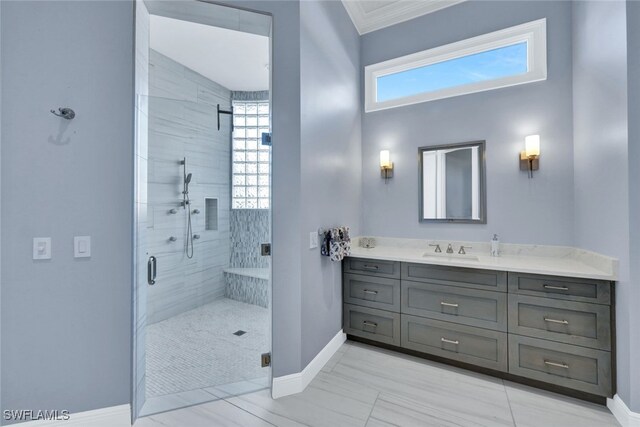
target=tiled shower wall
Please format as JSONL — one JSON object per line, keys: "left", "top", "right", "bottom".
{"left": 147, "top": 49, "right": 232, "bottom": 324}
{"left": 230, "top": 209, "right": 270, "bottom": 268}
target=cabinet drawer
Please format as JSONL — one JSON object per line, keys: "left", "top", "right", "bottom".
{"left": 401, "top": 315, "right": 508, "bottom": 372}
{"left": 344, "top": 304, "right": 400, "bottom": 346}
{"left": 344, "top": 273, "right": 400, "bottom": 312}
{"left": 508, "top": 295, "right": 611, "bottom": 351}
{"left": 508, "top": 335, "right": 612, "bottom": 397}
{"left": 508, "top": 273, "right": 611, "bottom": 305}
{"left": 344, "top": 257, "right": 400, "bottom": 279}
{"left": 401, "top": 281, "right": 507, "bottom": 331}
{"left": 402, "top": 263, "right": 507, "bottom": 292}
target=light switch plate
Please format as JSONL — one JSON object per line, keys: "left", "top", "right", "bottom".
{"left": 309, "top": 231, "right": 318, "bottom": 249}
{"left": 74, "top": 236, "right": 91, "bottom": 258}
{"left": 33, "top": 237, "right": 52, "bottom": 260}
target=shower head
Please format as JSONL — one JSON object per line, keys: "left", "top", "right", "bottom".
{"left": 185, "top": 173, "right": 192, "bottom": 185}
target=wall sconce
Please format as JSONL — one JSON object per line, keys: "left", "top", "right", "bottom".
{"left": 520, "top": 135, "right": 540, "bottom": 178}
{"left": 380, "top": 150, "right": 394, "bottom": 181}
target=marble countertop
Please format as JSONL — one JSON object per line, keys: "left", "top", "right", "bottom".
{"left": 349, "top": 237, "right": 618, "bottom": 281}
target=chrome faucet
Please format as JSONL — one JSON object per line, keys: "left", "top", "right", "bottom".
{"left": 446, "top": 244, "right": 454, "bottom": 254}
{"left": 429, "top": 244, "right": 442, "bottom": 253}
{"left": 458, "top": 245, "right": 472, "bottom": 255}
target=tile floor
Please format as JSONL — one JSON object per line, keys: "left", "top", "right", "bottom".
{"left": 146, "top": 298, "right": 270, "bottom": 397}
{"left": 135, "top": 340, "right": 620, "bottom": 427}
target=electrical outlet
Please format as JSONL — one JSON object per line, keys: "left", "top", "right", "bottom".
{"left": 309, "top": 231, "right": 318, "bottom": 249}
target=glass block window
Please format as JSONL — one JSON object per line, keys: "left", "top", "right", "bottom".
{"left": 232, "top": 100, "right": 270, "bottom": 209}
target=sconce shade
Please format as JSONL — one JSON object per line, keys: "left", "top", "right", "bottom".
{"left": 380, "top": 150, "right": 391, "bottom": 168}
{"left": 525, "top": 135, "right": 540, "bottom": 157}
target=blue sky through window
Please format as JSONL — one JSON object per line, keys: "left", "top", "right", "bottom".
{"left": 376, "top": 42, "right": 528, "bottom": 103}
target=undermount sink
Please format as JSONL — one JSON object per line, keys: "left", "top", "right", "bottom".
{"left": 422, "top": 252, "right": 479, "bottom": 261}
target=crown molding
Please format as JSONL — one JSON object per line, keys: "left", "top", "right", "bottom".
{"left": 342, "top": 0, "right": 465, "bottom": 35}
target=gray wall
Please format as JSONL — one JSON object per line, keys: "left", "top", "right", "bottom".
{"left": 361, "top": 1, "right": 574, "bottom": 245}
{"left": 146, "top": 49, "right": 232, "bottom": 324}
{"left": 0, "top": 0, "right": 133, "bottom": 418}
{"left": 626, "top": 1, "right": 640, "bottom": 413}
{"left": 572, "top": 1, "right": 632, "bottom": 410}
{"left": 299, "top": 0, "right": 361, "bottom": 366}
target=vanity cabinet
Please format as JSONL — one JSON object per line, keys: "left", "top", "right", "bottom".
{"left": 343, "top": 257, "right": 615, "bottom": 399}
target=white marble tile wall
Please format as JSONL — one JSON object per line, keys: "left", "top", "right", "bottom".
{"left": 146, "top": 49, "right": 232, "bottom": 324}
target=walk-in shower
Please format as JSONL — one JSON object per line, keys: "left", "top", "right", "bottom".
{"left": 133, "top": 0, "right": 273, "bottom": 420}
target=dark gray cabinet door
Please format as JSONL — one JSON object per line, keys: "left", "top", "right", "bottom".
{"left": 402, "top": 263, "right": 507, "bottom": 292}
{"left": 344, "top": 273, "right": 400, "bottom": 312}
{"left": 508, "top": 272, "right": 611, "bottom": 305}
{"left": 401, "top": 281, "right": 507, "bottom": 331}
{"left": 509, "top": 335, "right": 612, "bottom": 397}
{"left": 401, "top": 314, "right": 508, "bottom": 372}
{"left": 508, "top": 295, "right": 611, "bottom": 351}
{"left": 344, "top": 257, "right": 401, "bottom": 279}
{"left": 343, "top": 304, "right": 400, "bottom": 346}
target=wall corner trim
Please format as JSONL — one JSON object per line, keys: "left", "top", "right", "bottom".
{"left": 271, "top": 329, "right": 346, "bottom": 399}
{"left": 15, "top": 404, "right": 130, "bottom": 426}
{"left": 608, "top": 395, "right": 640, "bottom": 427}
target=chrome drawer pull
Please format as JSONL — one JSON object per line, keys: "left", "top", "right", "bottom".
{"left": 362, "top": 265, "right": 379, "bottom": 270}
{"left": 544, "top": 360, "right": 569, "bottom": 369}
{"left": 544, "top": 317, "right": 569, "bottom": 325}
{"left": 441, "top": 337, "right": 459, "bottom": 345}
{"left": 362, "top": 321, "right": 378, "bottom": 328}
{"left": 543, "top": 284, "right": 569, "bottom": 291}
{"left": 440, "top": 301, "right": 459, "bottom": 308}
{"left": 363, "top": 289, "right": 379, "bottom": 295}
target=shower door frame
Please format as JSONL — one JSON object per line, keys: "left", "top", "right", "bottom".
{"left": 132, "top": 0, "right": 273, "bottom": 422}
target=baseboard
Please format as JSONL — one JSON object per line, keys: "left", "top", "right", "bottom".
{"left": 12, "top": 404, "right": 130, "bottom": 426}
{"left": 608, "top": 394, "right": 640, "bottom": 427}
{"left": 271, "top": 329, "right": 346, "bottom": 399}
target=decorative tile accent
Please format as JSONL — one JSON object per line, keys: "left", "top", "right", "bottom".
{"left": 230, "top": 209, "right": 270, "bottom": 269}
{"left": 224, "top": 271, "right": 269, "bottom": 308}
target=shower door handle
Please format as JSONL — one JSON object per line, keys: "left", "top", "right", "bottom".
{"left": 148, "top": 256, "right": 157, "bottom": 285}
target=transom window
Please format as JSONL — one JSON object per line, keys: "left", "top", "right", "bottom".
{"left": 365, "top": 19, "right": 547, "bottom": 112}
{"left": 232, "top": 100, "right": 270, "bottom": 209}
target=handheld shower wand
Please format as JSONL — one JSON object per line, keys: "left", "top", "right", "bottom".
{"left": 181, "top": 158, "right": 194, "bottom": 259}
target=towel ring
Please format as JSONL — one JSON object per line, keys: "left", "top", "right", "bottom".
{"left": 50, "top": 107, "right": 75, "bottom": 120}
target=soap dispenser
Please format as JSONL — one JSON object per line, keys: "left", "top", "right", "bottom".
{"left": 491, "top": 234, "right": 500, "bottom": 257}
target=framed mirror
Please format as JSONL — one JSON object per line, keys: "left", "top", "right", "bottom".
{"left": 419, "top": 141, "right": 486, "bottom": 223}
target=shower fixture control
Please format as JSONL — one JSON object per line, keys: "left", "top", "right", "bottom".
{"left": 168, "top": 208, "right": 178, "bottom": 214}
{"left": 192, "top": 209, "right": 200, "bottom": 214}
{"left": 168, "top": 236, "right": 177, "bottom": 242}
{"left": 193, "top": 234, "right": 201, "bottom": 240}
{"left": 181, "top": 157, "right": 195, "bottom": 259}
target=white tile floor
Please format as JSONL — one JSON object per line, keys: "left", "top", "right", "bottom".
{"left": 146, "top": 298, "right": 270, "bottom": 398}
{"left": 136, "top": 340, "right": 620, "bottom": 427}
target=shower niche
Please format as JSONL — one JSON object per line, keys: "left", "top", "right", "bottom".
{"left": 205, "top": 198, "right": 219, "bottom": 231}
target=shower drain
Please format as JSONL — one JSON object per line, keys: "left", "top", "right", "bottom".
{"left": 233, "top": 330, "right": 247, "bottom": 336}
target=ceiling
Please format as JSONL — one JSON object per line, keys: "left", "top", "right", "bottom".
{"left": 341, "top": 0, "right": 465, "bottom": 34}
{"left": 150, "top": 15, "right": 269, "bottom": 92}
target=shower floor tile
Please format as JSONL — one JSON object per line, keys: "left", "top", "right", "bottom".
{"left": 146, "top": 298, "right": 270, "bottom": 398}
